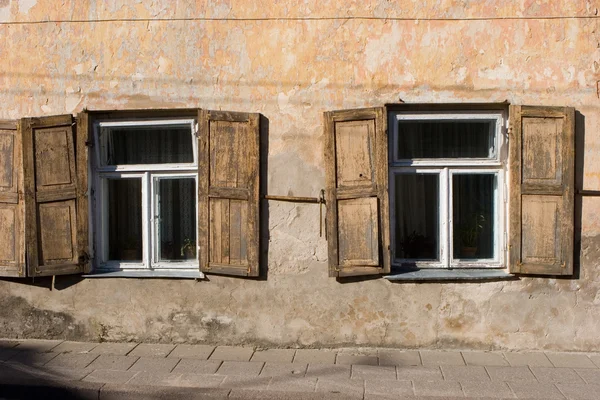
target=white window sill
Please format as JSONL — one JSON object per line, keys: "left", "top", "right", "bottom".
{"left": 83, "top": 269, "right": 204, "bottom": 279}
{"left": 385, "top": 268, "right": 514, "bottom": 282}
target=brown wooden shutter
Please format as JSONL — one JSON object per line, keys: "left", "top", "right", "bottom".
{"left": 22, "top": 115, "right": 89, "bottom": 277}
{"left": 509, "top": 105, "right": 575, "bottom": 275}
{"left": 324, "top": 108, "right": 390, "bottom": 277}
{"left": 0, "top": 120, "right": 26, "bottom": 277}
{"left": 198, "top": 110, "right": 260, "bottom": 277}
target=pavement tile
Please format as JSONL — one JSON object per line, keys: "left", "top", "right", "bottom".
{"left": 222, "top": 375, "right": 272, "bottom": 390}
{"left": 546, "top": 353, "right": 597, "bottom": 369}
{"left": 364, "top": 379, "right": 413, "bottom": 398}
{"left": 128, "top": 356, "right": 180, "bottom": 373}
{"left": 14, "top": 339, "right": 63, "bottom": 353}
{"left": 462, "top": 351, "right": 510, "bottom": 366}
{"left": 6, "top": 350, "right": 59, "bottom": 366}
{"left": 0, "top": 347, "right": 20, "bottom": 361}
{"left": 531, "top": 367, "right": 585, "bottom": 384}
{"left": 0, "top": 340, "right": 20, "bottom": 348}
{"left": 260, "top": 362, "right": 307, "bottom": 377}
{"left": 378, "top": 350, "right": 421, "bottom": 366}
{"left": 267, "top": 377, "right": 317, "bottom": 392}
{"left": 51, "top": 341, "right": 98, "bottom": 354}
{"left": 441, "top": 365, "right": 491, "bottom": 381}
{"left": 508, "top": 381, "right": 566, "bottom": 399}
{"left": 588, "top": 354, "right": 600, "bottom": 368}
{"left": 293, "top": 349, "right": 336, "bottom": 364}
{"left": 396, "top": 366, "right": 444, "bottom": 381}
{"left": 420, "top": 350, "right": 465, "bottom": 366}
{"left": 83, "top": 369, "right": 138, "bottom": 384}
{"left": 413, "top": 380, "right": 463, "bottom": 397}
{"left": 87, "top": 354, "right": 139, "bottom": 371}
{"left": 128, "top": 343, "right": 176, "bottom": 358}
{"left": 461, "top": 381, "right": 516, "bottom": 398}
{"left": 336, "top": 353, "right": 379, "bottom": 366}
{"left": 45, "top": 352, "right": 99, "bottom": 369}
{"left": 172, "top": 358, "right": 222, "bottom": 374}
{"left": 126, "top": 371, "right": 184, "bottom": 387}
{"left": 317, "top": 378, "right": 364, "bottom": 399}
{"left": 229, "top": 389, "right": 347, "bottom": 400}
{"left": 43, "top": 366, "right": 95, "bottom": 381}
{"left": 504, "top": 352, "right": 553, "bottom": 367}
{"left": 486, "top": 366, "right": 538, "bottom": 382}
{"left": 251, "top": 349, "right": 295, "bottom": 363}
{"left": 216, "top": 360, "right": 264, "bottom": 376}
{"left": 209, "top": 346, "right": 255, "bottom": 362}
{"left": 90, "top": 342, "right": 138, "bottom": 356}
{"left": 351, "top": 364, "right": 396, "bottom": 381}
{"left": 556, "top": 383, "right": 600, "bottom": 400}
{"left": 174, "top": 373, "right": 226, "bottom": 388}
{"left": 101, "top": 385, "right": 230, "bottom": 399}
{"left": 574, "top": 368, "right": 600, "bottom": 384}
{"left": 167, "top": 344, "right": 215, "bottom": 360}
{"left": 305, "top": 364, "right": 351, "bottom": 379}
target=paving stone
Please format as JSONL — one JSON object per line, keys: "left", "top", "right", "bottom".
{"left": 504, "top": 352, "right": 553, "bottom": 367}
{"left": 293, "top": 349, "right": 336, "bottom": 364}
{"left": 229, "top": 389, "right": 347, "bottom": 400}
{"left": 90, "top": 342, "right": 138, "bottom": 356}
{"left": 462, "top": 351, "right": 510, "bottom": 366}
{"left": 216, "top": 361, "right": 264, "bottom": 376}
{"left": 305, "top": 364, "right": 351, "bottom": 379}
{"left": 486, "top": 366, "right": 537, "bottom": 382}
{"left": 209, "top": 346, "right": 255, "bottom": 362}
{"left": 461, "top": 381, "right": 515, "bottom": 398}
{"left": 0, "top": 347, "right": 20, "bottom": 361}
{"left": 588, "top": 354, "right": 600, "bottom": 368}
{"left": 574, "top": 368, "right": 600, "bottom": 384}
{"left": 396, "top": 366, "right": 444, "bottom": 381}
{"left": 531, "top": 367, "right": 585, "bottom": 384}
{"left": 351, "top": 365, "right": 396, "bottom": 381}
{"left": 267, "top": 377, "right": 317, "bottom": 392}
{"left": 52, "top": 341, "right": 98, "bottom": 354}
{"left": 413, "top": 380, "right": 463, "bottom": 397}
{"left": 14, "top": 339, "right": 63, "bottom": 353}
{"left": 378, "top": 350, "right": 421, "bottom": 366}
{"left": 129, "top": 356, "right": 181, "bottom": 373}
{"left": 0, "top": 340, "right": 20, "bottom": 348}
{"left": 83, "top": 369, "right": 138, "bottom": 384}
{"left": 336, "top": 353, "right": 379, "bottom": 366}
{"left": 317, "top": 378, "right": 364, "bottom": 399}
{"left": 45, "top": 352, "right": 99, "bottom": 369}
{"left": 420, "top": 350, "right": 465, "bottom": 366}
{"left": 168, "top": 344, "right": 216, "bottom": 360}
{"left": 508, "top": 381, "right": 566, "bottom": 399}
{"left": 87, "top": 354, "right": 139, "bottom": 371}
{"left": 6, "top": 350, "right": 59, "bottom": 366}
{"left": 260, "top": 362, "right": 307, "bottom": 377}
{"left": 251, "top": 349, "right": 295, "bottom": 363}
{"left": 556, "top": 383, "right": 600, "bottom": 400}
{"left": 128, "top": 343, "right": 176, "bottom": 358}
{"left": 441, "top": 365, "right": 491, "bottom": 381}
{"left": 102, "top": 385, "right": 230, "bottom": 400}
{"left": 43, "top": 366, "right": 95, "bottom": 381}
{"left": 546, "top": 353, "right": 597, "bottom": 369}
{"left": 364, "top": 379, "right": 413, "bottom": 399}
{"left": 174, "top": 373, "right": 226, "bottom": 388}
{"left": 222, "top": 375, "right": 272, "bottom": 390}
{"left": 126, "top": 371, "right": 184, "bottom": 387}
{"left": 172, "top": 358, "right": 222, "bottom": 374}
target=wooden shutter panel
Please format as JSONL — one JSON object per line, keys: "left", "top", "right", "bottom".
{"left": 324, "top": 108, "right": 390, "bottom": 277}
{"left": 0, "top": 120, "right": 25, "bottom": 277}
{"left": 198, "top": 110, "right": 260, "bottom": 277}
{"left": 22, "top": 115, "right": 89, "bottom": 277}
{"left": 509, "top": 105, "right": 574, "bottom": 275}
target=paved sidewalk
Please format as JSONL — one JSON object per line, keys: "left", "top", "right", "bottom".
{"left": 1, "top": 339, "right": 600, "bottom": 399}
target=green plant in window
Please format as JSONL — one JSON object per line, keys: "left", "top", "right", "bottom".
{"left": 457, "top": 212, "right": 486, "bottom": 257}
{"left": 180, "top": 238, "right": 196, "bottom": 259}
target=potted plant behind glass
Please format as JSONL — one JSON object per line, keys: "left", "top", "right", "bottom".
{"left": 180, "top": 238, "right": 197, "bottom": 260}
{"left": 457, "top": 212, "right": 486, "bottom": 258}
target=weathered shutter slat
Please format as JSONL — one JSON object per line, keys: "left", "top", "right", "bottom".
{"left": 509, "top": 105, "right": 575, "bottom": 275}
{"left": 324, "top": 108, "right": 390, "bottom": 278}
{"left": 23, "top": 115, "right": 88, "bottom": 277}
{"left": 0, "top": 120, "right": 25, "bottom": 277}
{"left": 199, "top": 110, "right": 260, "bottom": 277}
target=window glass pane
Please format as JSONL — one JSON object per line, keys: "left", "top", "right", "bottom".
{"left": 158, "top": 178, "right": 197, "bottom": 262}
{"left": 394, "top": 173, "right": 439, "bottom": 260}
{"left": 108, "top": 179, "right": 142, "bottom": 261}
{"left": 397, "top": 120, "right": 495, "bottom": 159}
{"left": 452, "top": 174, "right": 495, "bottom": 259}
{"left": 100, "top": 124, "right": 193, "bottom": 165}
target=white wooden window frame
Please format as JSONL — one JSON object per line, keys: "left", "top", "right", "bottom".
{"left": 91, "top": 118, "right": 198, "bottom": 272}
{"left": 389, "top": 111, "right": 508, "bottom": 269}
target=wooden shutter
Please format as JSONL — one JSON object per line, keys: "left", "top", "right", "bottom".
{"left": 324, "top": 108, "right": 390, "bottom": 277}
{"left": 509, "top": 105, "right": 575, "bottom": 275}
{"left": 0, "top": 121, "right": 26, "bottom": 277}
{"left": 22, "top": 115, "right": 89, "bottom": 277}
{"left": 198, "top": 110, "right": 260, "bottom": 277}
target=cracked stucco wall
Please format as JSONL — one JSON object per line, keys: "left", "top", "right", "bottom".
{"left": 1, "top": 0, "right": 600, "bottom": 350}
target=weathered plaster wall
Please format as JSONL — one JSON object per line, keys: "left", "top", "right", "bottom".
{"left": 1, "top": 0, "right": 600, "bottom": 350}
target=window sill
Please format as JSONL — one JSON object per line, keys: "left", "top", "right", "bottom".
{"left": 83, "top": 269, "right": 205, "bottom": 279}
{"left": 385, "top": 268, "right": 515, "bottom": 282}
